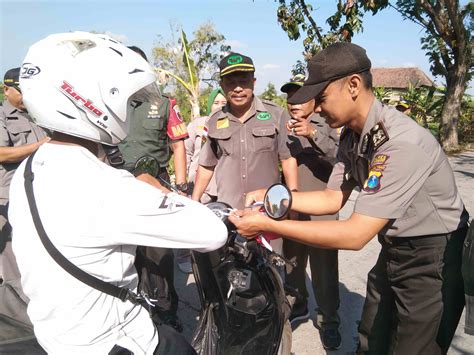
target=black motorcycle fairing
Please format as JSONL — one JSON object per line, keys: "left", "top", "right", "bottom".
{"left": 191, "top": 223, "right": 289, "bottom": 355}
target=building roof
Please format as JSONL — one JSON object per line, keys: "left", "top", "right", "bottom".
{"left": 371, "top": 67, "right": 434, "bottom": 89}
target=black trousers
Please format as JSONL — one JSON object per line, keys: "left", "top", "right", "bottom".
{"left": 135, "top": 246, "right": 178, "bottom": 316}
{"left": 109, "top": 324, "right": 196, "bottom": 355}
{"left": 283, "top": 238, "right": 340, "bottom": 329}
{"left": 358, "top": 228, "right": 467, "bottom": 354}
{"left": 134, "top": 169, "right": 178, "bottom": 316}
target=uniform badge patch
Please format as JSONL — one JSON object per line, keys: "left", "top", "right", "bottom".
{"left": 363, "top": 170, "right": 382, "bottom": 193}
{"left": 363, "top": 154, "right": 389, "bottom": 193}
{"left": 370, "top": 122, "right": 389, "bottom": 150}
{"left": 257, "top": 112, "right": 271, "bottom": 121}
{"left": 372, "top": 154, "right": 388, "bottom": 166}
{"left": 216, "top": 118, "right": 229, "bottom": 129}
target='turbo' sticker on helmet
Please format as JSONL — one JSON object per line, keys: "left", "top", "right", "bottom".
{"left": 60, "top": 81, "right": 104, "bottom": 117}
{"left": 227, "top": 55, "right": 243, "bottom": 65}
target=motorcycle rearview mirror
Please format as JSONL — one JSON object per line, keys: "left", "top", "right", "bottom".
{"left": 134, "top": 156, "right": 160, "bottom": 177}
{"left": 263, "top": 183, "right": 292, "bottom": 220}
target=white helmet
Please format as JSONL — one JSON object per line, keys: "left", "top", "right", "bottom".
{"left": 19, "top": 31, "right": 161, "bottom": 145}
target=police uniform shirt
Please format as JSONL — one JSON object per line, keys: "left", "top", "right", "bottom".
{"left": 327, "top": 99, "right": 467, "bottom": 237}
{"left": 287, "top": 112, "right": 339, "bottom": 185}
{"left": 0, "top": 100, "right": 47, "bottom": 201}
{"left": 185, "top": 116, "right": 217, "bottom": 196}
{"left": 199, "top": 97, "right": 292, "bottom": 209}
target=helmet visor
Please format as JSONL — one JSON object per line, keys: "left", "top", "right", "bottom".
{"left": 130, "top": 81, "right": 163, "bottom": 106}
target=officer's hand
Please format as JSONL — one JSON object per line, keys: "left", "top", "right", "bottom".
{"left": 228, "top": 210, "right": 271, "bottom": 238}
{"left": 245, "top": 189, "right": 266, "bottom": 207}
{"left": 290, "top": 116, "right": 313, "bottom": 138}
{"left": 136, "top": 173, "right": 170, "bottom": 193}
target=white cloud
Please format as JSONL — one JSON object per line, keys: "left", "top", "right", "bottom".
{"left": 225, "top": 39, "right": 248, "bottom": 49}
{"left": 262, "top": 63, "right": 280, "bottom": 70}
{"left": 104, "top": 31, "right": 128, "bottom": 43}
{"left": 375, "top": 59, "right": 388, "bottom": 66}
{"left": 402, "top": 62, "right": 417, "bottom": 67}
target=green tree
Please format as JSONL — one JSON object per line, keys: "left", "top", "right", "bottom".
{"left": 259, "top": 83, "right": 287, "bottom": 107}
{"left": 373, "top": 86, "right": 392, "bottom": 104}
{"left": 276, "top": 0, "right": 473, "bottom": 151}
{"left": 153, "top": 22, "right": 230, "bottom": 119}
{"left": 402, "top": 83, "right": 444, "bottom": 131}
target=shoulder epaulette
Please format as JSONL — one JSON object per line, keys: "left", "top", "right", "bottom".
{"left": 261, "top": 99, "right": 278, "bottom": 107}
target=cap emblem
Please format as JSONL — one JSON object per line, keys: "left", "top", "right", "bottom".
{"left": 227, "top": 55, "right": 243, "bottom": 65}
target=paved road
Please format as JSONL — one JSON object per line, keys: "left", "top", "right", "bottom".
{"left": 175, "top": 150, "right": 474, "bottom": 354}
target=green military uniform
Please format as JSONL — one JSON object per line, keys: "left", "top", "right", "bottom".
{"left": 120, "top": 99, "right": 172, "bottom": 172}
{"left": 199, "top": 97, "right": 292, "bottom": 209}
{"left": 327, "top": 99, "right": 469, "bottom": 354}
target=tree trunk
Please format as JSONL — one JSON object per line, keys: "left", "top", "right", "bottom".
{"left": 189, "top": 94, "right": 200, "bottom": 119}
{"left": 439, "top": 61, "right": 468, "bottom": 152}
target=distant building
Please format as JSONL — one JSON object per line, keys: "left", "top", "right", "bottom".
{"left": 371, "top": 67, "right": 434, "bottom": 102}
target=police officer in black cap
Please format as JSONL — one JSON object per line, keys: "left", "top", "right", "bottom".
{"left": 281, "top": 74, "right": 342, "bottom": 350}
{"left": 231, "top": 42, "right": 469, "bottom": 354}
{"left": 0, "top": 67, "right": 49, "bottom": 353}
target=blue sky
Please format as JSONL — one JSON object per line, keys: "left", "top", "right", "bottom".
{"left": 1, "top": 0, "right": 471, "bottom": 95}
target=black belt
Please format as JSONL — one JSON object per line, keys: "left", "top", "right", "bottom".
{"left": 379, "top": 226, "right": 468, "bottom": 247}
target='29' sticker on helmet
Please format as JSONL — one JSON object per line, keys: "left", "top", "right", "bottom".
{"left": 20, "top": 63, "right": 41, "bottom": 79}
{"left": 227, "top": 55, "right": 243, "bottom": 65}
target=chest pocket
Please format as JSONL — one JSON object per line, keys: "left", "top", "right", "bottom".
{"left": 210, "top": 129, "right": 233, "bottom": 156}
{"left": 252, "top": 126, "right": 276, "bottom": 153}
{"left": 6, "top": 121, "right": 33, "bottom": 146}
{"left": 142, "top": 118, "right": 165, "bottom": 131}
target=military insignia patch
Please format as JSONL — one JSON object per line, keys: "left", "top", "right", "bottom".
{"left": 257, "top": 112, "right": 271, "bottom": 121}
{"left": 363, "top": 170, "right": 383, "bottom": 193}
{"left": 227, "top": 55, "right": 243, "bottom": 65}
{"left": 363, "top": 154, "right": 389, "bottom": 193}
{"left": 372, "top": 154, "right": 388, "bottom": 166}
{"left": 216, "top": 118, "right": 229, "bottom": 129}
{"left": 147, "top": 104, "right": 160, "bottom": 119}
{"left": 370, "top": 122, "right": 389, "bottom": 150}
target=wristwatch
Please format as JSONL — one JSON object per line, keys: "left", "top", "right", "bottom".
{"left": 310, "top": 128, "right": 318, "bottom": 141}
{"left": 175, "top": 182, "right": 189, "bottom": 193}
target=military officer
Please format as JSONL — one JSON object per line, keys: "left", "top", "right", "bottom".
{"left": 230, "top": 42, "right": 469, "bottom": 354}
{"left": 192, "top": 52, "right": 298, "bottom": 212}
{"left": 281, "top": 74, "right": 341, "bottom": 350}
{"left": 0, "top": 67, "right": 49, "bottom": 353}
{"left": 118, "top": 46, "right": 189, "bottom": 332}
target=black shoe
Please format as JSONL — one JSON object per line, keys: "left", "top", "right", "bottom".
{"left": 289, "top": 305, "right": 310, "bottom": 325}
{"left": 320, "top": 328, "right": 341, "bottom": 350}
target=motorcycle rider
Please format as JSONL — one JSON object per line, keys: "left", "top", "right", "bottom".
{"left": 9, "top": 32, "right": 227, "bottom": 355}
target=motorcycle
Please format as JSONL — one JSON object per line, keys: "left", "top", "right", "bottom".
{"left": 135, "top": 157, "right": 294, "bottom": 355}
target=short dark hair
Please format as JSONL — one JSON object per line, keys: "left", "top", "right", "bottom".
{"left": 127, "top": 46, "right": 148, "bottom": 62}
{"left": 359, "top": 70, "right": 373, "bottom": 89}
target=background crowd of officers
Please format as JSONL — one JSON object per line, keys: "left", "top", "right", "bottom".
{"left": 0, "top": 42, "right": 471, "bottom": 354}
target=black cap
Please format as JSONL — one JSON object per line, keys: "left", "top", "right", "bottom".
{"left": 280, "top": 74, "right": 306, "bottom": 93}
{"left": 219, "top": 52, "right": 255, "bottom": 77}
{"left": 4, "top": 67, "right": 21, "bottom": 92}
{"left": 287, "top": 42, "right": 371, "bottom": 104}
